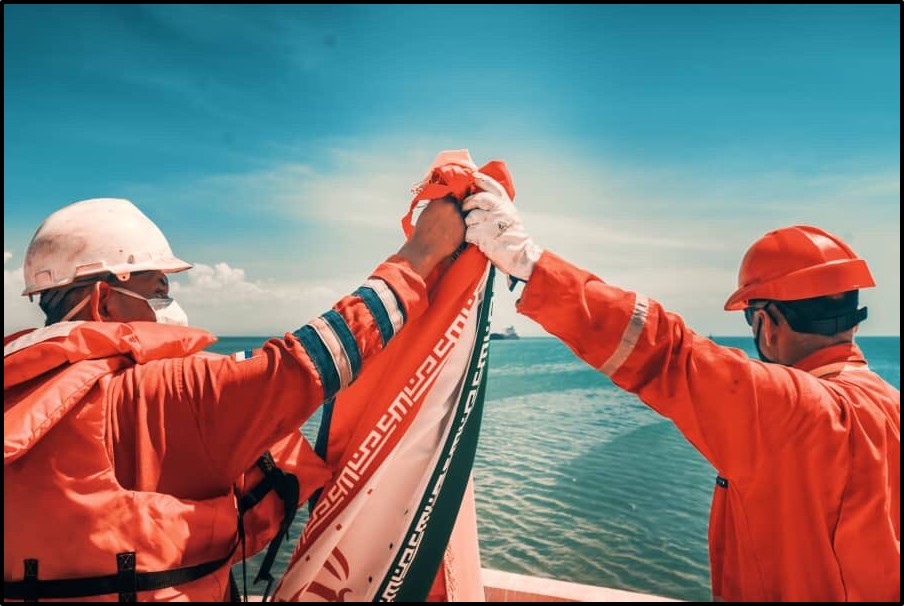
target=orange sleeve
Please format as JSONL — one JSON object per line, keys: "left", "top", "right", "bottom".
{"left": 110, "top": 255, "right": 428, "bottom": 494}
{"left": 516, "top": 251, "right": 843, "bottom": 479}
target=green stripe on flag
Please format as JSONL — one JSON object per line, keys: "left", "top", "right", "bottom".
{"left": 375, "top": 267, "right": 495, "bottom": 602}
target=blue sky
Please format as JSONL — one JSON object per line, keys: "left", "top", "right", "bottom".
{"left": 4, "top": 5, "right": 900, "bottom": 335}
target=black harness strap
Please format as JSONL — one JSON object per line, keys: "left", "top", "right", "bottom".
{"left": 236, "top": 451, "right": 300, "bottom": 602}
{"left": 5, "top": 543, "right": 238, "bottom": 601}
{"left": 6, "top": 451, "right": 299, "bottom": 603}
{"left": 116, "top": 552, "right": 137, "bottom": 602}
{"left": 228, "top": 569, "right": 242, "bottom": 602}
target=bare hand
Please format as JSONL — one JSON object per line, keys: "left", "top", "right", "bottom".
{"left": 397, "top": 197, "right": 465, "bottom": 278}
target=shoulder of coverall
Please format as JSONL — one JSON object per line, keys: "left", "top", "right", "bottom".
{"left": 4, "top": 321, "right": 216, "bottom": 390}
{"left": 792, "top": 342, "right": 868, "bottom": 378}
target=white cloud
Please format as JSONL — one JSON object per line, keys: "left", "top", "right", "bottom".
{"left": 12, "top": 137, "right": 895, "bottom": 337}
{"left": 4, "top": 251, "right": 46, "bottom": 334}
{"left": 2, "top": 251, "right": 358, "bottom": 337}
{"left": 177, "top": 142, "right": 450, "bottom": 233}
{"left": 172, "top": 262, "right": 265, "bottom": 297}
{"left": 180, "top": 140, "right": 899, "bottom": 335}
{"left": 169, "top": 261, "right": 353, "bottom": 336}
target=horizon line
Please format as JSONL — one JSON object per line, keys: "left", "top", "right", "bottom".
{"left": 209, "top": 334, "right": 903, "bottom": 339}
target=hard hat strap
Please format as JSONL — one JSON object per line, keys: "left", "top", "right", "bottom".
{"left": 772, "top": 301, "right": 868, "bottom": 336}
{"left": 59, "top": 294, "right": 92, "bottom": 323}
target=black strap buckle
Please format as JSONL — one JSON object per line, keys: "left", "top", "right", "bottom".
{"left": 235, "top": 451, "right": 301, "bottom": 602}
{"left": 23, "top": 559, "right": 38, "bottom": 603}
{"left": 116, "top": 552, "right": 137, "bottom": 602}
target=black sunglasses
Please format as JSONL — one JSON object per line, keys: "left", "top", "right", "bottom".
{"left": 744, "top": 304, "right": 770, "bottom": 327}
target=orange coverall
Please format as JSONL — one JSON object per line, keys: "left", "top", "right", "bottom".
{"left": 517, "top": 251, "right": 900, "bottom": 602}
{"left": 4, "top": 256, "right": 426, "bottom": 601}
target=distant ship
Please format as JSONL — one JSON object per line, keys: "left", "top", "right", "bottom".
{"left": 489, "top": 325, "right": 520, "bottom": 341}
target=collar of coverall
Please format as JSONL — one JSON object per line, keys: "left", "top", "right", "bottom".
{"left": 793, "top": 342, "right": 869, "bottom": 379}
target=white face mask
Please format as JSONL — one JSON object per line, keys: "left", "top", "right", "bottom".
{"left": 110, "top": 286, "right": 189, "bottom": 326}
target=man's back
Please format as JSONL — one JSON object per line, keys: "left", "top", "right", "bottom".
{"left": 511, "top": 250, "right": 900, "bottom": 601}
{"left": 3, "top": 325, "right": 239, "bottom": 602}
{"left": 707, "top": 358, "right": 900, "bottom": 601}
{"left": 828, "top": 365, "right": 899, "bottom": 602}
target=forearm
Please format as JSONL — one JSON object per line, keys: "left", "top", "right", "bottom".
{"left": 184, "top": 255, "right": 429, "bottom": 484}
{"left": 516, "top": 251, "right": 645, "bottom": 371}
{"left": 516, "top": 251, "right": 813, "bottom": 476}
{"left": 292, "top": 254, "right": 428, "bottom": 401}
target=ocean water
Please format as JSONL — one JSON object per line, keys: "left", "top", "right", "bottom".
{"left": 213, "top": 335, "right": 900, "bottom": 601}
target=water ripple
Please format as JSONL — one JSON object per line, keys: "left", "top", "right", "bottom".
{"left": 219, "top": 337, "right": 898, "bottom": 602}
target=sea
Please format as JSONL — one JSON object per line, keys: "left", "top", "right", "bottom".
{"left": 211, "top": 335, "right": 900, "bottom": 601}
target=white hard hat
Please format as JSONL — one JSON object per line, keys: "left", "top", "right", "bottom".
{"left": 22, "top": 198, "right": 191, "bottom": 296}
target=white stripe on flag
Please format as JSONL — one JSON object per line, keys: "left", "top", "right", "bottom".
{"left": 599, "top": 293, "right": 649, "bottom": 376}
{"left": 275, "top": 273, "right": 489, "bottom": 602}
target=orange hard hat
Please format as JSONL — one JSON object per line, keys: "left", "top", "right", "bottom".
{"left": 724, "top": 225, "right": 875, "bottom": 311}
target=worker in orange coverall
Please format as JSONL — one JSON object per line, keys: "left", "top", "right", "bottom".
{"left": 462, "top": 172, "right": 900, "bottom": 602}
{"left": 4, "top": 195, "right": 464, "bottom": 602}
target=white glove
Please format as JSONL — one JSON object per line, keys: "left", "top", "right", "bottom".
{"left": 463, "top": 172, "right": 543, "bottom": 282}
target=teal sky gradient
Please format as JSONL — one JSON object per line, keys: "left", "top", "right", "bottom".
{"left": 5, "top": 5, "right": 899, "bottom": 336}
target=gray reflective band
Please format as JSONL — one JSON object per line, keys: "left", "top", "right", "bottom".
{"left": 599, "top": 294, "right": 649, "bottom": 376}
